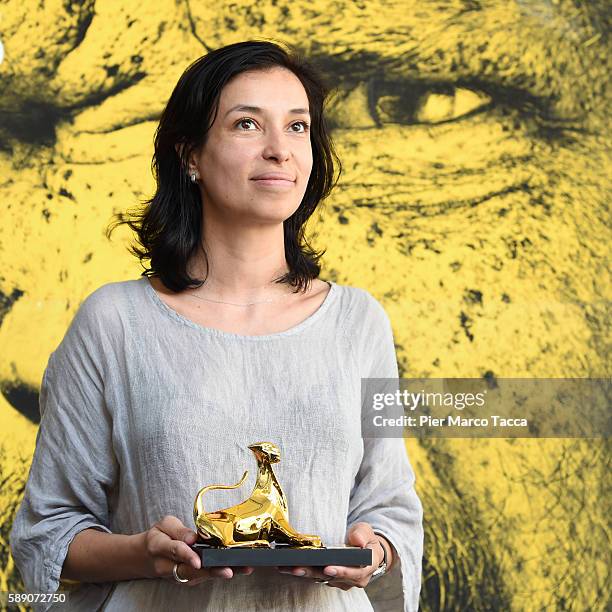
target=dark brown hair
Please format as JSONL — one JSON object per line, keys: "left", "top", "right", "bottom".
{"left": 106, "top": 39, "right": 342, "bottom": 293}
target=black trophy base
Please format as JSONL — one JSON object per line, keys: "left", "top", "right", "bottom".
{"left": 193, "top": 543, "right": 372, "bottom": 567}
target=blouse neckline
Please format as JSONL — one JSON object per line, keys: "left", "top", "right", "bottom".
{"left": 141, "top": 276, "right": 338, "bottom": 341}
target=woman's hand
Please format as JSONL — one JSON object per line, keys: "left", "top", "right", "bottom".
{"left": 276, "top": 522, "right": 391, "bottom": 590}
{"left": 140, "top": 515, "right": 255, "bottom": 586}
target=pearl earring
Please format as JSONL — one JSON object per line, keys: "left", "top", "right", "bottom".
{"left": 190, "top": 172, "right": 197, "bottom": 183}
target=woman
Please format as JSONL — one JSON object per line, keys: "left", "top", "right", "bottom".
{"left": 10, "top": 40, "right": 423, "bottom": 611}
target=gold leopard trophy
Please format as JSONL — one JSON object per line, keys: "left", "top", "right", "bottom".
{"left": 193, "top": 442, "right": 323, "bottom": 548}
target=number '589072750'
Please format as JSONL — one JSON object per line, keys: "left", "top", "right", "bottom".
{"left": 4, "top": 592, "right": 67, "bottom": 604}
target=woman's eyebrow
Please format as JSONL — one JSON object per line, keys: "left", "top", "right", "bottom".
{"left": 224, "top": 105, "right": 311, "bottom": 118}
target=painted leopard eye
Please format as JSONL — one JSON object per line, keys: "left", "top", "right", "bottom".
{"left": 326, "top": 80, "right": 492, "bottom": 127}
{"left": 386, "top": 87, "right": 492, "bottom": 124}
{"left": 372, "top": 80, "right": 492, "bottom": 126}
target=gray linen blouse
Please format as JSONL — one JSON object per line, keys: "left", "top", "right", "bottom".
{"left": 10, "top": 276, "right": 423, "bottom": 611}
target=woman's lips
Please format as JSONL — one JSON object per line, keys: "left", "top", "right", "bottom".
{"left": 251, "top": 178, "right": 295, "bottom": 187}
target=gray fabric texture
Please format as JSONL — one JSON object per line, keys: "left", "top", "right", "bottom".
{"left": 10, "top": 276, "right": 424, "bottom": 611}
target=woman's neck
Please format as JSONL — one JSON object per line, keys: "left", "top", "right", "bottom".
{"left": 186, "top": 216, "right": 295, "bottom": 298}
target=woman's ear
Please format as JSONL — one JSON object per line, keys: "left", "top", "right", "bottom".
{"left": 188, "top": 147, "right": 201, "bottom": 172}
{"left": 175, "top": 143, "right": 198, "bottom": 174}
{"left": 175, "top": 143, "right": 185, "bottom": 165}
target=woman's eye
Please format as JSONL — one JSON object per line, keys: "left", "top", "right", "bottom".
{"left": 291, "top": 121, "right": 310, "bottom": 133}
{"left": 235, "top": 118, "right": 310, "bottom": 132}
{"left": 236, "top": 118, "right": 257, "bottom": 130}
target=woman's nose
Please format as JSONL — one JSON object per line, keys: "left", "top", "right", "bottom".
{"left": 261, "top": 130, "right": 291, "bottom": 162}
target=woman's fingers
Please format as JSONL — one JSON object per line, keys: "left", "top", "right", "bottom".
{"left": 277, "top": 565, "right": 331, "bottom": 580}
{"left": 276, "top": 565, "right": 371, "bottom": 588}
{"left": 145, "top": 516, "right": 260, "bottom": 584}
{"left": 275, "top": 522, "right": 382, "bottom": 589}
{"left": 169, "top": 564, "right": 229, "bottom": 586}
{"left": 157, "top": 515, "right": 198, "bottom": 544}
{"left": 203, "top": 565, "right": 255, "bottom": 578}
{"left": 146, "top": 522, "right": 201, "bottom": 570}
{"left": 157, "top": 515, "right": 201, "bottom": 568}
{"left": 162, "top": 518, "right": 200, "bottom": 558}
{"left": 322, "top": 565, "right": 371, "bottom": 588}
{"left": 176, "top": 565, "right": 233, "bottom": 583}
{"left": 172, "top": 564, "right": 256, "bottom": 585}
{"left": 173, "top": 539, "right": 202, "bottom": 570}
{"left": 217, "top": 567, "right": 235, "bottom": 578}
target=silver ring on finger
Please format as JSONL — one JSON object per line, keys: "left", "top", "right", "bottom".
{"left": 173, "top": 562, "right": 190, "bottom": 583}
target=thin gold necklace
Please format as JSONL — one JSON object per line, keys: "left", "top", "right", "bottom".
{"left": 186, "top": 289, "right": 295, "bottom": 308}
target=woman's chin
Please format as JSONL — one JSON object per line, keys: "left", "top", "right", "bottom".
{"left": 240, "top": 203, "right": 302, "bottom": 224}
{"left": 236, "top": 210, "right": 298, "bottom": 226}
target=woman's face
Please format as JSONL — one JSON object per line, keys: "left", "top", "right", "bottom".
{"left": 192, "top": 66, "right": 313, "bottom": 225}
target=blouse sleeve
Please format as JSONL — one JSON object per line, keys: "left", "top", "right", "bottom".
{"left": 9, "top": 290, "right": 118, "bottom": 611}
{"left": 345, "top": 291, "right": 424, "bottom": 612}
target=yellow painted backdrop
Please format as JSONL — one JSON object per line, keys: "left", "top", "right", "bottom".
{"left": 0, "top": 1, "right": 609, "bottom": 610}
